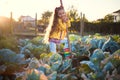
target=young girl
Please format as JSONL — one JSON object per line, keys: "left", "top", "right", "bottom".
{"left": 44, "top": 6, "right": 71, "bottom": 58}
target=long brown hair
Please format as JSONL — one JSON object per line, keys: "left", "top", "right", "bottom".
{"left": 43, "top": 6, "right": 64, "bottom": 43}
{"left": 51, "top": 6, "right": 64, "bottom": 31}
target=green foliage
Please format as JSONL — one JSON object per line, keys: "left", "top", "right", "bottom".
{"left": 112, "top": 35, "right": 120, "bottom": 44}
{"left": 67, "top": 5, "right": 88, "bottom": 22}
{"left": 103, "top": 14, "right": 114, "bottom": 23}
{"left": 50, "top": 53, "right": 62, "bottom": 71}
{"left": 18, "top": 37, "right": 50, "bottom": 59}
{"left": 0, "top": 35, "right": 19, "bottom": 52}
{"left": 30, "top": 36, "right": 42, "bottom": 45}
{"left": 40, "top": 52, "right": 53, "bottom": 59}
{"left": 38, "top": 11, "right": 52, "bottom": 25}
{"left": 67, "top": 6, "right": 80, "bottom": 22}
{"left": 27, "top": 70, "right": 40, "bottom": 80}
{"left": 110, "top": 49, "right": 120, "bottom": 68}
{"left": 0, "top": 49, "right": 29, "bottom": 74}
{"left": 96, "top": 14, "right": 114, "bottom": 23}
{"left": 80, "top": 64, "right": 94, "bottom": 74}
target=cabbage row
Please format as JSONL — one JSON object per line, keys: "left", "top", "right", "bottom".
{"left": 0, "top": 34, "right": 120, "bottom": 80}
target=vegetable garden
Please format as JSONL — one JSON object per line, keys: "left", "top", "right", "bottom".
{"left": 0, "top": 33, "right": 120, "bottom": 80}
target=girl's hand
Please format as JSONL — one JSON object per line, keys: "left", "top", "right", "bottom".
{"left": 61, "top": 14, "right": 69, "bottom": 22}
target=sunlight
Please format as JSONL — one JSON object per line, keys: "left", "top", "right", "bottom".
{"left": 0, "top": 0, "right": 120, "bottom": 21}
{"left": 0, "top": 16, "right": 9, "bottom": 25}
{"left": 0, "top": 17, "right": 5, "bottom": 23}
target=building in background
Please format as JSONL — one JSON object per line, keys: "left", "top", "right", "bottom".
{"left": 19, "top": 16, "right": 36, "bottom": 27}
{"left": 112, "top": 9, "right": 120, "bottom": 22}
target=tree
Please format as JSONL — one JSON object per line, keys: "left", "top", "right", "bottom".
{"left": 67, "top": 6, "right": 88, "bottom": 22}
{"left": 38, "top": 11, "right": 52, "bottom": 25}
{"left": 96, "top": 14, "right": 114, "bottom": 23}
{"left": 67, "top": 6, "right": 80, "bottom": 22}
{"left": 103, "top": 14, "right": 114, "bottom": 22}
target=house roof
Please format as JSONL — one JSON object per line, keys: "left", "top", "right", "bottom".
{"left": 19, "top": 15, "right": 35, "bottom": 21}
{"left": 113, "top": 9, "right": 120, "bottom": 13}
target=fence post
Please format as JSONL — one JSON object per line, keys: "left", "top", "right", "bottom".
{"left": 80, "top": 12, "right": 85, "bottom": 36}
{"left": 10, "top": 12, "right": 13, "bottom": 35}
{"left": 83, "top": 14, "right": 85, "bottom": 35}
{"left": 35, "top": 13, "right": 38, "bottom": 36}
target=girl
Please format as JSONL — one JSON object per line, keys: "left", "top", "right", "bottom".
{"left": 44, "top": 6, "right": 71, "bottom": 58}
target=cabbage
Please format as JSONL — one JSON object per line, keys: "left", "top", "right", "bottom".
{"left": 0, "top": 49, "right": 30, "bottom": 74}
{"left": 90, "top": 49, "right": 105, "bottom": 66}
{"left": 102, "top": 36, "right": 120, "bottom": 54}
{"left": 49, "top": 53, "right": 62, "bottom": 71}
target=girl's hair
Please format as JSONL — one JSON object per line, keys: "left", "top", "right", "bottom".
{"left": 52, "top": 6, "right": 64, "bottom": 31}
{"left": 43, "top": 6, "right": 64, "bottom": 44}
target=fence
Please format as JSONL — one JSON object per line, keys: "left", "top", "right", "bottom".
{"left": 70, "top": 22, "right": 120, "bottom": 35}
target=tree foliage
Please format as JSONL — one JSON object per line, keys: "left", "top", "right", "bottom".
{"left": 67, "top": 6, "right": 80, "bottom": 22}
{"left": 38, "top": 11, "right": 52, "bottom": 25}
{"left": 96, "top": 14, "right": 114, "bottom": 23}
{"left": 103, "top": 14, "right": 114, "bottom": 22}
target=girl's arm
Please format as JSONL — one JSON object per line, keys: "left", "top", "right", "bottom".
{"left": 57, "top": 19, "right": 71, "bottom": 30}
{"left": 66, "top": 20, "right": 71, "bottom": 28}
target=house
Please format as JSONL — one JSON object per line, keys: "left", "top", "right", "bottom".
{"left": 19, "top": 16, "right": 36, "bottom": 27}
{"left": 112, "top": 9, "right": 120, "bottom": 22}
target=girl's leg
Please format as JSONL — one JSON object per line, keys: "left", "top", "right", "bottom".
{"left": 49, "top": 42, "right": 57, "bottom": 53}
{"left": 60, "top": 38, "right": 69, "bottom": 49}
{"left": 61, "top": 38, "right": 71, "bottom": 58}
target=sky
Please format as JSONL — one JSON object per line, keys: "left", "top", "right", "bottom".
{"left": 0, "top": 0, "right": 120, "bottom": 21}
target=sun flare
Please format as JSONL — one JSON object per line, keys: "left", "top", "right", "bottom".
{"left": 0, "top": 0, "right": 120, "bottom": 21}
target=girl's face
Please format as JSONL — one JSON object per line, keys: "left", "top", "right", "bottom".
{"left": 58, "top": 9, "right": 65, "bottom": 18}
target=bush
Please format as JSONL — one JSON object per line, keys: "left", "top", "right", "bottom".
{"left": 0, "top": 35, "right": 19, "bottom": 52}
